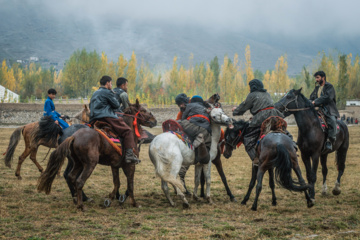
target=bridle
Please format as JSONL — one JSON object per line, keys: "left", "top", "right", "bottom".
{"left": 118, "top": 108, "right": 154, "bottom": 124}
{"left": 280, "top": 94, "right": 311, "bottom": 112}
{"left": 225, "top": 129, "right": 244, "bottom": 149}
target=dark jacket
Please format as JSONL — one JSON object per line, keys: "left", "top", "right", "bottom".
{"left": 89, "top": 87, "right": 120, "bottom": 122}
{"left": 113, "top": 87, "right": 130, "bottom": 112}
{"left": 182, "top": 102, "right": 211, "bottom": 133}
{"left": 233, "top": 91, "right": 284, "bottom": 127}
{"left": 309, "top": 82, "right": 340, "bottom": 118}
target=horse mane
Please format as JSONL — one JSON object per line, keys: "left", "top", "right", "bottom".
{"left": 296, "top": 91, "right": 318, "bottom": 118}
{"left": 33, "top": 116, "right": 63, "bottom": 145}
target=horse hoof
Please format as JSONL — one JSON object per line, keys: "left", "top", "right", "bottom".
{"left": 193, "top": 195, "right": 199, "bottom": 201}
{"left": 185, "top": 192, "right": 192, "bottom": 197}
{"left": 104, "top": 199, "right": 111, "bottom": 207}
{"left": 16, "top": 176, "right": 22, "bottom": 180}
{"left": 84, "top": 198, "right": 94, "bottom": 203}
{"left": 321, "top": 191, "right": 327, "bottom": 196}
{"left": 183, "top": 202, "right": 190, "bottom": 208}
{"left": 206, "top": 197, "right": 214, "bottom": 205}
{"left": 307, "top": 200, "right": 315, "bottom": 208}
{"left": 332, "top": 188, "right": 341, "bottom": 196}
{"left": 241, "top": 201, "right": 247, "bottom": 205}
{"left": 272, "top": 201, "right": 277, "bottom": 206}
{"left": 118, "top": 194, "right": 127, "bottom": 203}
{"left": 251, "top": 206, "right": 257, "bottom": 211}
{"left": 77, "top": 205, "right": 86, "bottom": 211}
{"left": 230, "top": 197, "right": 237, "bottom": 202}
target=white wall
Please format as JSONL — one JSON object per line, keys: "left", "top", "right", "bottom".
{"left": 0, "top": 85, "right": 19, "bottom": 103}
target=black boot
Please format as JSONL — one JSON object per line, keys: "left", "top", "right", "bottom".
{"left": 125, "top": 149, "right": 141, "bottom": 164}
{"left": 325, "top": 137, "right": 335, "bottom": 151}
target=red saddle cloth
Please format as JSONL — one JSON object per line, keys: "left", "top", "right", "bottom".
{"left": 317, "top": 111, "right": 340, "bottom": 133}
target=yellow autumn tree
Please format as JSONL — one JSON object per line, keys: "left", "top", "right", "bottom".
{"left": 245, "top": 45, "right": 254, "bottom": 85}
{"left": 127, "top": 51, "right": 137, "bottom": 101}
{"left": 117, "top": 54, "right": 128, "bottom": 77}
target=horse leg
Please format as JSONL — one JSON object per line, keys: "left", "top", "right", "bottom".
{"left": 161, "top": 180, "right": 175, "bottom": 207}
{"left": 75, "top": 164, "right": 96, "bottom": 211}
{"left": 109, "top": 166, "right": 120, "bottom": 200}
{"left": 122, "top": 164, "right": 139, "bottom": 207}
{"left": 29, "top": 146, "right": 44, "bottom": 173}
{"left": 213, "top": 154, "right": 236, "bottom": 202}
{"left": 179, "top": 165, "right": 191, "bottom": 196}
{"left": 302, "top": 153, "right": 315, "bottom": 201}
{"left": 68, "top": 161, "right": 84, "bottom": 204}
{"left": 241, "top": 165, "right": 258, "bottom": 205}
{"left": 292, "top": 161, "right": 314, "bottom": 207}
{"left": 200, "top": 169, "right": 205, "bottom": 198}
{"left": 15, "top": 147, "right": 32, "bottom": 180}
{"left": 310, "top": 154, "right": 320, "bottom": 200}
{"left": 320, "top": 154, "right": 328, "bottom": 195}
{"left": 204, "top": 162, "right": 213, "bottom": 204}
{"left": 251, "top": 168, "right": 265, "bottom": 211}
{"left": 268, "top": 168, "right": 277, "bottom": 206}
{"left": 193, "top": 165, "right": 202, "bottom": 201}
{"left": 333, "top": 147, "right": 347, "bottom": 195}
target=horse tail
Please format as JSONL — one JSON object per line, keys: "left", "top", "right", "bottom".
{"left": 4, "top": 126, "right": 24, "bottom": 168}
{"left": 149, "top": 142, "right": 185, "bottom": 192}
{"left": 37, "top": 136, "right": 74, "bottom": 194}
{"left": 33, "top": 116, "right": 62, "bottom": 146}
{"left": 273, "top": 144, "right": 309, "bottom": 192}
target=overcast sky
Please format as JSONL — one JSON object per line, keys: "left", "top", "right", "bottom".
{"left": 40, "top": 0, "right": 360, "bottom": 39}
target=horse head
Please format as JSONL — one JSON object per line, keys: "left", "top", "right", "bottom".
{"left": 275, "top": 88, "right": 311, "bottom": 117}
{"left": 124, "top": 99, "right": 157, "bottom": 128}
{"left": 223, "top": 119, "right": 248, "bottom": 159}
{"left": 205, "top": 101, "right": 233, "bottom": 128}
{"left": 81, "top": 104, "right": 91, "bottom": 123}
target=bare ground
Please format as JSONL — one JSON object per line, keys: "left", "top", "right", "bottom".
{"left": 0, "top": 126, "right": 360, "bottom": 239}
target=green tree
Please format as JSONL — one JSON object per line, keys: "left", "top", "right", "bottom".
{"left": 337, "top": 55, "right": 349, "bottom": 109}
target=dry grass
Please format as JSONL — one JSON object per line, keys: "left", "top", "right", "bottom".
{"left": 1, "top": 125, "right": 360, "bottom": 239}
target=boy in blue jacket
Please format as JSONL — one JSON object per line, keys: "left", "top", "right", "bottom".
{"left": 43, "top": 88, "right": 69, "bottom": 129}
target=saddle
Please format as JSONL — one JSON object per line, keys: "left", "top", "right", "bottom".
{"left": 317, "top": 110, "right": 340, "bottom": 133}
{"left": 162, "top": 119, "right": 194, "bottom": 150}
{"left": 93, "top": 121, "right": 123, "bottom": 156}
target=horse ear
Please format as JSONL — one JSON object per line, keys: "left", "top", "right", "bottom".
{"left": 295, "top": 88, "right": 303, "bottom": 95}
{"left": 136, "top": 99, "right": 140, "bottom": 108}
{"left": 84, "top": 104, "right": 88, "bottom": 110}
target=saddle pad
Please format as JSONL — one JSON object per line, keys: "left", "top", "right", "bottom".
{"left": 317, "top": 112, "right": 340, "bottom": 133}
{"left": 169, "top": 131, "right": 194, "bottom": 150}
{"left": 95, "top": 129, "right": 122, "bottom": 156}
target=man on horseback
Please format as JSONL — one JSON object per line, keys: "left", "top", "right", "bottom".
{"left": 89, "top": 76, "right": 140, "bottom": 164}
{"left": 232, "top": 79, "right": 292, "bottom": 166}
{"left": 113, "top": 77, "right": 130, "bottom": 112}
{"left": 44, "top": 88, "right": 69, "bottom": 130}
{"left": 310, "top": 71, "right": 340, "bottom": 150}
{"left": 180, "top": 95, "right": 211, "bottom": 164}
{"left": 175, "top": 93, "right": 190, "bottom": 120}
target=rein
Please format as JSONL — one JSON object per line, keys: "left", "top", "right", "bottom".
{"left": 281, "top": 95, "right": 311, "bottom": 112}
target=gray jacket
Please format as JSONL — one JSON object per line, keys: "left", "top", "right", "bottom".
{"left": 89, "top": 87, "right": 120, "bottom": 122}
{"left": 233, "top": 91, "right": 284, "bottom": 127}
{"left": 309, "top": 82, "right": 340, "bottom": 118}
{"left": 113, "top": 87, "right": 130, "bottom": 112}
{"left": 182, "top": 102, "right": 211, "bottom": 133}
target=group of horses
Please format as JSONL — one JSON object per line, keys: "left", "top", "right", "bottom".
{"left": 3, "top": 89, "right": 349, "bottom": 211}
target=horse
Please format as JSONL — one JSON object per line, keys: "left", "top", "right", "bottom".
{"left": 275, "top": 88, "right": 349, "bottom": 202}
{"left": 149, "top": 104, "right": 234, "bottom": 208}
{"left": 3, "top": 106, "right": 88, "bottom": 180}
{"left": 37, "top": 100, "right": 157, "bottom": 211}
{"left": 223, "top": 119, "right": 313, "bottom": 210}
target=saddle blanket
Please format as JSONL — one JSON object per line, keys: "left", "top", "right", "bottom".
{"left": 95, "top": 129, "right": 122, "bottom": 156}
{"left": 168, "top": 131, "right": 194, "bottom": 150}
{"left": 317, "top": 113, "right": 340, "bottom": 133}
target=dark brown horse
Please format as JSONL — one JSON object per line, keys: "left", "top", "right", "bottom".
{"left": 3, "top": 106, "right": 87, "bottom": 180}
{"left": 223, "top": 119, "right": 313, "bottom": 210}
{"left": 275, "top": 88, "right": 349, "bottom": 202}
{"left": 37, "top": 100, "right": 157, "bottom": 210}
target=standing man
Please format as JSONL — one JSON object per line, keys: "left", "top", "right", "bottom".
{"left": 310, "top": 71, "right": 340, "bottom": 150}
{"left": 113, "top": 77, "right": 130, "bottom": 112}
{"left": 89, "top": 76, "right": 140, "bottom": 164}
{"left": 44, "top": 88, "right": 69, "bottom": 129}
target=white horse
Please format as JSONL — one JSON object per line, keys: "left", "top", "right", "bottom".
{"left": 149, "top": 106, "right": 233, "bottom": 208}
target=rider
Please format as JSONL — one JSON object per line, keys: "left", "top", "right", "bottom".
{"left": 43, "top": 88, "right": 69, "bottom": 129}
{"left": 89, "top": 75, "right": 140, "bottom": 164}
{"left": 113, "top": 77, "right": 130, "bottom": 112}
{"left": 181, "top": 95, "right": 211, "bottom": 164}
{"left": 310, "top": 71, "right": 340, "bottom": 150}
{"left": 232, "top": 79, "right": 291, "bottom": 166}
{"left": 175, "top": 93, "right": 190, "bottom": 120}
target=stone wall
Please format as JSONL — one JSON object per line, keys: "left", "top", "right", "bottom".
{"left": 0, "top": 103, "right": 296, "bottom": 125}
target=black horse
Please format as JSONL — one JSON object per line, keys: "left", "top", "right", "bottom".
{"left": 275, "top": 88, "right": 349, "bottom": 202}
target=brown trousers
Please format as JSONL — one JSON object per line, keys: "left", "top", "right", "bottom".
{"left": 102, "top": 117, "right": 136, "bottom": 149}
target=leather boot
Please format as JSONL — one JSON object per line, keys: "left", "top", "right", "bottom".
{"left": 325, "top": 137, "right": 336, "bottom": 151}
{"left": 125, "top": 149, "right": 141, "bottom": 164}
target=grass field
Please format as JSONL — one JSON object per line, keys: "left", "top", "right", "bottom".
{"left": 1, "top": 125, "right": 360, "bottom": 239}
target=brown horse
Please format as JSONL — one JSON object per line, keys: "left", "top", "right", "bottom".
{"left": 3, "top": 106, "right": 89, "bottom": 180}
{"left": 37, "top": 100, "right": 157, "bottom": 211}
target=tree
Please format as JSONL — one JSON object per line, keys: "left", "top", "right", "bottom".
{"left": 127, "top": 51, "right": 137, "bottom": 100}
{"left": 337, "top": 55, "right": 349, "bottom": 109}
{"left": 245, "top": 45, "right": 254, "bottom": 85}
{"left": 117, "top": 54, "right": 128, "bottom": 78}
{"left": 210, "top": 56, "right": 220, "bottom": 92}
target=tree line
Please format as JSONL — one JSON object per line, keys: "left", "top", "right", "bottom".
{"left": 0, "top": 46, "right": 359, "bottom": 109}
